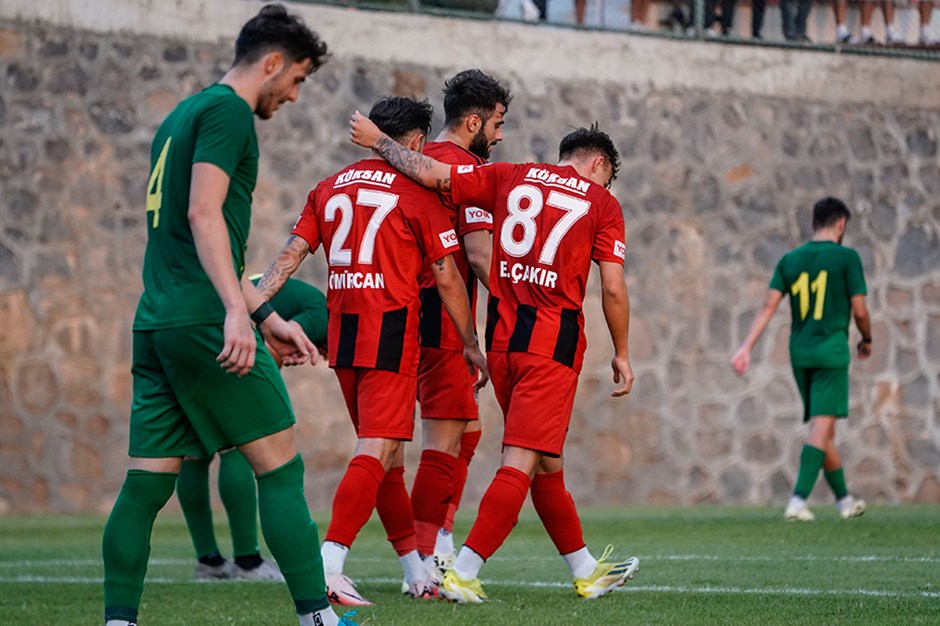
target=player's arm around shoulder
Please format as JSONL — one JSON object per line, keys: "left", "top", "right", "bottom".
{"left": 598, "top": 260, "right": 634, "bottom": 397}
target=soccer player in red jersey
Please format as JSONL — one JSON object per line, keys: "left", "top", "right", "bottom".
{"left": 258, "top": 98, "right": 489, "bottom": 605}
{"left": 410, "top": 70, "right": 510, "bottom": 579}
{"left": 350, "top": 114, "right": 640, "bottom": 603}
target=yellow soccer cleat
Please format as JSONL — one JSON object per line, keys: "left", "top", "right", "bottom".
{"left": 573, "top": 546, "right": 640, "bottom": 599}
{"left": 440, "top": 569, "right": 487, "bottom": 604}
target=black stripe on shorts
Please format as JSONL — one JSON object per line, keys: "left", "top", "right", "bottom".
{"left": 552, "top": 308, "right": 581, "bottom": 368}
{"left": 335, "top": 312, "right": 359, "bottom": 368}
{"left": 376, "top": 306, "right": 408, "bottom": 371}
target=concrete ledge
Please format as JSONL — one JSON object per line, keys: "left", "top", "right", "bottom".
{"left": 3, "top": 0, "right": 939, "bottom": 109}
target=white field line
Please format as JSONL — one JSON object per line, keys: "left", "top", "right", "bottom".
{"left": 2, "top": 553, "right": 940, "bottom": 568}
{"left": 0, "top": 574, "right": 938, "bottom": 599}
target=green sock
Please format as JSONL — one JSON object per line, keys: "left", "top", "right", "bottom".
{"left": 793, "top": 445, "right": 826, "bottom": 499}
{"left": 219, "top": 449, "right": 260, "bottom": 558}
{"left": 824, "top": 468, "right": 848, "bottom": 500}
{"left": 256, "top": 455, "right": 329, "bottom": 614}
{"left": 176, "top": 457, "right": 220, "bottom": 559}
{"left": 102, "top": 470, "right": 178, "bottom": 622}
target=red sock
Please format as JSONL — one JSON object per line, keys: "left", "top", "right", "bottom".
{"left": 464, "top": 466, "right": 531, "bottom": 560}
{"left": 411, "top": 449, "right": 457, "bottom": 555}
{"left": 531, "top": 470, "right": 586, "bottom": 555}
{"left": 445, "top": 429, "right": 482, "bottom": 532}
{"left": 375, "top": 465, "right": 417, "bottom": 556}
{"left": 325, "top": 455, "right": 386, "bottom": 548}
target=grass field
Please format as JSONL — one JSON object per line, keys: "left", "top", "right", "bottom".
{"left": 1, "top": 506, "right": 938, "bottom": 625}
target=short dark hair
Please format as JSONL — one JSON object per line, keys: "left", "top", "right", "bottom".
{"left": 443, "top": 69, "right": 512, "bottom": 128}
{"left": 558, "top": 124, "right": 621, "bottom": 183}
{"left": 812, "top": 196, "right": 851, "bottom": 230}
{"left": 369, "top": 97, "right": 434, "bottom": 142}
{"left": 233, "top": 4, "right": 328, "bottom": 73}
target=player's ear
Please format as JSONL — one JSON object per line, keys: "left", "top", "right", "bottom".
{"left": 466, "top": 113, "right": 481, "bottom": 134}
{"left": 262, "top": 50, "right": 284, "bottom": 77}
{"left": 407, "top": 131, "right": 426, "bottom": 152}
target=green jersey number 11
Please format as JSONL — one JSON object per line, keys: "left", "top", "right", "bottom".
{"left": 146, "top": 136, "right": 172, "bottom": 228}
{"left": 791, "top": 270, "right": 828, "bottom": 321}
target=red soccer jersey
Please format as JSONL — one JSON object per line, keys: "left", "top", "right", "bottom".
{"left": 449, "top": 162, "right": 626, "bottom": 373}
{"left": 417, "top": 141, "right": 493, "bottom": 352}
{"left": 292, "top": 159, "right": 460, "bottom": 375}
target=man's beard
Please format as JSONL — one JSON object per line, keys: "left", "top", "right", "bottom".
{"left": 468, "top": 126, "right": 492, "bottom": 159}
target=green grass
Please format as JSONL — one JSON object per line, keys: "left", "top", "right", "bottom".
{"left": 1, "top": 506, "right": 938, "bottom": 624}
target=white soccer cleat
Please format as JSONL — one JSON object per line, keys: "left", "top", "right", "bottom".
{"left": 440, "top": 569, "right": 487, "bottom": 604}
{"left": 105, "top": 621, "right": 138, "bottom": 626}
{"left": 432, "top": 551, "right": 455, "bottom": 581}
{"left": 194, "top": 559, "right": 235, "bottom": 581}
{"left": 404, "top": 576, "right": 440, "bottom": 600}
{"left": 838, "top": 495, "right": 866, "bottom": 520}
{"left": 326, "top": 573, "right": 374, "bottom": 606}
{"left": 785, "top": 496, "right": 816, "bottom": 521}
{"left": 573, "top": 547, "right": 639, "bottom": 599}
{"left": 401, "top": 553, "right": 445, "bottom": 593}
{"left": 232, "top": 557, "right": 285, "bottom": 582}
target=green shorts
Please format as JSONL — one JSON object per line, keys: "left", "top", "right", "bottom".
{"left": 129, "top": 325, "right": 295, "bottom": 458}
{"left": 791, "top": 366, "right": 849, "bottom": 423}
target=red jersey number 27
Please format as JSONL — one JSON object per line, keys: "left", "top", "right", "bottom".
{"left": 324, "top": 189, "right": 399, "bottom": 266}
{"left": 500, "top": 185, "right": 590, "bottom": 264}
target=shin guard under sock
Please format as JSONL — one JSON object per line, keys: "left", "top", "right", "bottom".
{"left": 176, "top": 457, "right": 219, "bottom": 559}
{"left": 256, "top": 455, "right": 329, "bottom": 614}
{"left": 445, "top": 429, "right": 481, "bottom": 532}
{"left": 219, "top": 449, "right": 260, "bottom": 557}
{"left": 464, "top": 466, "right": 531, "bottom": 560}
{"left": 103, "top": 470, "right": 178, "bottom": 622}
{"left": 376, "top": 466, "right": 418, "bottom": 556}
{"left": 325, "top": 454, "right": 386, "bottom": 548}
{"left": 793, "top": 444, "right": 826, "bottom": 499}
{"left": 531, "top": 470, "right": 586, "bottom": 555}
{"left": 411, "top": 449, "right": 457, "bottom": 555}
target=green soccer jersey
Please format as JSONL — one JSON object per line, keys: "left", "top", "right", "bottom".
{"left": 134, "top": 84, "right": 259, "bottom": 330}
{"left": 769, "top": 240, "right": 867, "bottom": 368}
{"left": 249, "top": 276, "right": 327, "bottom": 347}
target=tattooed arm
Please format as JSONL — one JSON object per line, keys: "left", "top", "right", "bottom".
{"left": 349, "top": 111, "right": 453, "bottom": 192}
{"left": 256, "top": 235, "right": 311, "bottom": 300}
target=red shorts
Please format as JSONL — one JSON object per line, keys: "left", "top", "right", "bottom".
{"left": 334, "top": 367, "right": 417, "bottom": 440}
{"left": 417, "top": 347, "right": 479, "bottom": 420}
{"left": 488, "top": 351, "right": 578, "bottom": 457}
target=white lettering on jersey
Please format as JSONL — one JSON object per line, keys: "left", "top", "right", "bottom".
{"left": 334, "top": 169, "right": 396, "bottom": 189}
{"left": 524, "top": 167, "right": 590, "bottom": 195}
{"left": 614, "top": 240, "right": 626, "bottom": 259}
{"left": 464, "top": 207, "right": 492, "bottom": 224}
{"left": 499, "top": 260, "right": 558, "bottom": 289}
{"left": 439, "top": 229, "right": 459, "bottom": 248}
{"left": 328, "top": 271, "right": 386, "bottom": 290}
{"left": 456, "top": 164, "right": 474, "bottom": 174}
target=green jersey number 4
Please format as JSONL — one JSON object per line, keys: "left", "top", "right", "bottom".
{"left": 791, "top": 270, "right": 828, "bottom": 321}
{"left": 146, "top": 136, "right": 172, "bottom": 228}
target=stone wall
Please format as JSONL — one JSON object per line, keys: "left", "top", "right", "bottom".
{"left": 0, "top": 0, "right": 938, "bottom": 514}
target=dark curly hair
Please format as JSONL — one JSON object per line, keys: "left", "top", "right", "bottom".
{"left": 442, "top": 69, "right": 512, "bottom": 128}
{"left": 369, "top": 97, "right": 434, "bottom": 142}
{"left": 558, "top": 123, "right": 621, "bottom": 184}
{"left": 234, "top": 4, "right": 328, "bottom": 73}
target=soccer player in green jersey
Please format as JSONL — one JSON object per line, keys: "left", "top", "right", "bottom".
{"left": 732, "top": 197, "right": 872, "bottom": 522}
{"left": 176, "top": 278, "right": 327, "bottom": 582}
{"left": 101, "top": 6, "right": 354, "bottom": 626}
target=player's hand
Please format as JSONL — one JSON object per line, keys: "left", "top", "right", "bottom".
{"left": 731, "top": 346, "right": 751, "bottom": 376}
{"left": 464, "top": 344, "right": 490, "bottom": 392}
{"left": 260, "top": 317, "right": 316, "bottom": 367}
{"left": 349, "top": 110, "right": 382, "bottom": 149}
{"left": 857, "top": 339, "right": 872, "bottom": 360}
{"left": 218, "top": 308, "right": 257, "bottom": 376}
{"left": 610, "top": 355, "right": 634, "bottom": 397}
